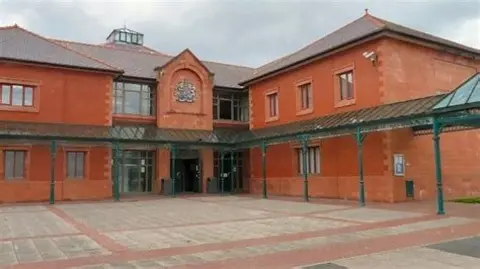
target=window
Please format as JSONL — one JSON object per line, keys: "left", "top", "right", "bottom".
{"left": 393, "top": 154, "right": 405, "bottom": 176}
{"left": 297, "top": 146, "right": 320, "bottom": 174}
{"left": 299, "top": 83, "right": 312, "bottom": 110}
{"left": 4, "top": 150, "right": 25, "bottom": 179}
{"left": 339, "top": 71, "right": 354, "bottom": 100}
{"left": 267, "top": 92, "right": 278, "bottom": 118}
{"left": 0, "top": 84, "right": 34, "bottom": 107}
{"left": 67, "top": 152, "right": 85, "bottom": 178}
{"left": 113, "top": 82, "right": 155, "bottom": 116}
{"left": 131, "top": 34, "right": 138, "bottom": 44}
{"left": 213, "top": 92, "right": 249, "bottom": 122}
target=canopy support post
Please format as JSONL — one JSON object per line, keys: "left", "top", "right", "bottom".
{"left": 299, "top": 135, "right": 310, "bottom": 202}
{"left": 220, "top": 151, "right": 225, "bottom": 196}
{"left": 171, "top": 145, "right": 177, "bottom": 198}
{"left": 433, "top": 118, "right": 445, "bottom": 215}
{"left": 355, "top": 127, "right": 367, "bottom": 207}
{"left": 261, "top": 141, "right": 268, "bottom": 199}
{"left": 49, "top": 140, "right": 57, "bottom": 205}
{"left": 230, "top": 150, "right": 235, "bottom": 194}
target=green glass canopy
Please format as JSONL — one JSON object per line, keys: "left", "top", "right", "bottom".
{"left": 433, "top": 73, "right": 480, "bottom": 112}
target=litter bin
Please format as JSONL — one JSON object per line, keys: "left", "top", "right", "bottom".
{"left": 207, "top": 177, "right": 219, "bottom": 194}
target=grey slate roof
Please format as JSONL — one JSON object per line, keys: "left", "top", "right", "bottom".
{"left": 54, "top": 40, "right": 254, "bottom": 89}
{"left": 242, "top": 14, "right": 480, "bottom": 85}
{"left": 0, "top": 26, "right": 120, "bottom": 72}
{"left": 2, "top": 13, "right": 477, "bottom": 89}
{"left": 233, "top": 94, "right": 444, "bottom": 144}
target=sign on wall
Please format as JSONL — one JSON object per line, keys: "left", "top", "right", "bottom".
{"left": 174, "top": 79, "right": 197, "bottom": 103}
{"left": 393, "top": 154, "right": 405, "bottom": 176}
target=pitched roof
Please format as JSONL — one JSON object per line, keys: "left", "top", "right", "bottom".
{"left": 53, "top": 39, "right": 254, "bottom": 88}
{"left": 241, "top": 14, "right": 480, "bottom": 85}
{"left": 0, "top": 25, "right": 120, "bottom": 73}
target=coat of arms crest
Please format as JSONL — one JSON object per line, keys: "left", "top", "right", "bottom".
{"left": 174, "top": 79, "right": 197, "bottom": 103}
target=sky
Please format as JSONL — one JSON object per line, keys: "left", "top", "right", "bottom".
{"left": 0, "top": 0, "right": 479, "bottom": 67}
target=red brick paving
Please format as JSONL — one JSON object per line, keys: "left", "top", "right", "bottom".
{"left": 4, "top": 197, "right": 480, "bottom": 269}
{"left": 182, "top": 221, "right": 480, "bottom": 269}
{"left": 48, "top": 206, "right": 129, "bottom": 253}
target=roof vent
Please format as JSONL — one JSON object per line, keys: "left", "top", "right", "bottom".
{"left": 106, "top": 27, "right": 144, "bottom": 45}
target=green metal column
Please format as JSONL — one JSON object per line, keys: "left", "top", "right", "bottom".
{"left": 355, "top": 127, "right": 366, "bottom": 207}
{"left": 114, "top": 141, "right": 121, "bottom": 201}
{"left": 230, "top": 150, "right": 235, "bottom": 194}
{"left": 261, "top": 142, "right": 268, "bottom": 199}
{"left": 49, "top": 140, "right": 57, "bottom": 204}
{"left": 220, "top": 151, "right": 225, "bottom": 196}
{"left": 433, "top": 118, "right": 445, "bottom": 215}
{"left": 171, "top": 145, "right": 177, "bottom": 197}
{"left": 300, "top": 135, "right": 310, "bottom": 202}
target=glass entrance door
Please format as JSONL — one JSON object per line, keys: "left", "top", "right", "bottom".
{"left": 115, "top": 150, "right": 155, "bottom": 194}
{"left": 214, "top": 151, "right": 244, "bottom": 193}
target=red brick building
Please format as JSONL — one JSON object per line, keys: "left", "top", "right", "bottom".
{"left": 0, "top": 13, "right": 478, "bottom": 204}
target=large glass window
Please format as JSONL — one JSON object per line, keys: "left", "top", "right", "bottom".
{"left": 297, "top": 146, "right": 320, "bottom": 175}
{"left": 213, "top": 151, "right": 244, "bottom": 192}
{"left": 213, "top": 92, "right": 249, "bottom": 122}
{"left": 339, "top": 71, "right": 354, "bottom": 100}
{"left": 4, "top": 150, "right": 25, "bottom": 179}
{"left": 267, "top": 92, "right": 278, "bottom": 117}
{"left": 0, "top": 84, "right": 34, "bottom": 107}
{"left": 112, "top": 150, "right": 155, "bottom": 193}
{"left": 113, "top": 82, "right": 155, "bottom": 116}
{"left": 67, "top": 152, "right": 85, "bottom": 179}
{"left": 299, "top": 83, "right": 312, "bottom": 110}
{"left": 108, "top": 29, "right": 144, "bottom": 45}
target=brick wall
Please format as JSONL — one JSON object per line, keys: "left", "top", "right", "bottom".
{"left": 248, "top": 133, "right": 396, "bottom": 202}
{"left": 0, "top": 62, "right": 114, "bottom": 203}
{"left": 156, "top": 50, "right": 214, "bottom": 130}
{"left": 378, "top": 38, "right": 480, "bottom": 201}
{"left": 249, "top": 39, "right": 383, "bottom": 129}
{"left": 248, "top": 39, "right": 390, "bottom": 201}
{"left": 248, "top": 36, "right": 480, "bottom": 202}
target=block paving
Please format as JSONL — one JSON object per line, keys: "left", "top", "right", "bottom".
{"left": 0, "top": 195, "right": 479, "bottom": 268}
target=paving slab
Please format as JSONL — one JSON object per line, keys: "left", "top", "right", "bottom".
{"left": 0, "top": 205, "right": 47, "bottom": 213}
{"left": 0, "top": 235, "right": 110, "bottom": 266}
{"left": 106, "top": 216, "right": 353, "bottom": 250}
{"left": 222, "top": 199, "right": 348, "bottom": 214}
{"left": 1, "top": 198, "right": 478, "bottom": 269}
{"left": 58, "top": 199, "right": 276, "bottom": 231}
{"left": 69, "top": 216, "right": 474, "bottom": 269}
{"left": 314, "top": 208, "right": 424, "bottom": 223}
{"left": 0, "top": 211, "right": 78, "bottom": 239}
{"left": 185, "top": 196, "right": 254, "bottom": 202}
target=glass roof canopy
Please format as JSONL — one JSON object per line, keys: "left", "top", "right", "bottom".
{"left": 433, "top": 73, "right": 480, "bottom": 112}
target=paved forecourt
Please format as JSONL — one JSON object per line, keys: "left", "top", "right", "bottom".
{"left": 0, "top": 196, "right": 478, "bottom": 269}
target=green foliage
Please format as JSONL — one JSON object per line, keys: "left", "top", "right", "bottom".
{"left": 452, "top": 197, "right": 480, "bottom": 204}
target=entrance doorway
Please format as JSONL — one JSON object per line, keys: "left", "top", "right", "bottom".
{"left": 113, "top": 150, "right": 155, "bottom": 194}
{"left": 171, "top": 149, "right": 201, "bottom": 193}
{"left": 214, "top": 151, "right": 244, "bottom": 193}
